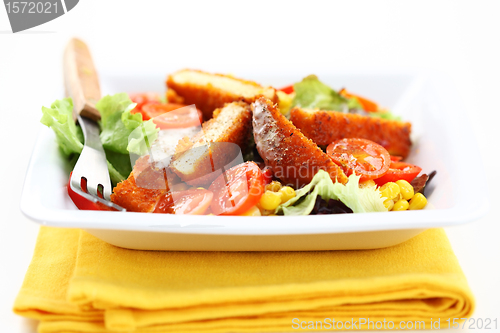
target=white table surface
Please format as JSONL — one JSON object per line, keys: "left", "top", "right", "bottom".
{"left": 1, "top": 1, "right": 499, "bottom": 332}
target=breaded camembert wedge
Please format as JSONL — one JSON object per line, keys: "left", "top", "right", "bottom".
{"left": 252, "top": 97, "right": 347, "bottom": 188}
{"left": 111, "top": 156, "right": 172, "bottom": 212}
{"left": 170, "top": 101, "right": 253, "bottom": 186}
{"left": 290, "top": 107, "right": 412, "bottom": 158}
{"left": 166, "top": 69, "right": 278, "bottom": 120}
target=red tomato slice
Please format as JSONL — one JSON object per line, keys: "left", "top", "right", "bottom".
{"left": 261, "top": 166, "right": 273, "bottom": 184}
{"left": 129, "top": 92, "right": 161, "bottom": 105}
{"left": 129, "top": 92, "right": 161, "bottom": 119}
{"left": 153, "top": 189, "right": 213, "bottom": 215}
{"left": 374, "top": 162, "right": 422, "bottom": 186}
{"left": 327, "top": 138, "right": 391, "bottom": 181}
{"left": 278, "top": 84, "right": 294, "bottom": 94}
{"left": 209, "top": 162, "right": 265, "bottom": 215}
{"left": 142, "top": 103, "right": 203, "bottom": 129}
{"left": 67, "top": 173, "right": 112, "bottom": 211}
{"left": 390, "top": 155, "right": 403, "bottom": 162}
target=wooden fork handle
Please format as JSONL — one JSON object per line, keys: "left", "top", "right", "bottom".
{"left": 64, "top": 38, "right": 101, "bottom": 121}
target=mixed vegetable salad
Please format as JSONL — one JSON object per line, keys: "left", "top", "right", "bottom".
{"left": 41, "top": 73, "right": 435, "bottom": 216}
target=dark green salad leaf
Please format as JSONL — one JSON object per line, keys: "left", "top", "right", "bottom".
{"left": 104, "top": 148, "right": 133, "bottom": 184}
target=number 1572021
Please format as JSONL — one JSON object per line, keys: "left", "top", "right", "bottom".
{"left": 5, "top": 2, "right": 59, "bottom": 14}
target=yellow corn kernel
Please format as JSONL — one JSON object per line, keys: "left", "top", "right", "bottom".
{"left": 409, "top": 193, "right": 427, "bottom": 210}
{"left": 279, "top": 186, "right": 296, "bottom": 203}
{"left": 396, "top": 180, "right": 414, "bottom": 200}
{"left": 359, "top": 179, "right": 376, "bottom": 188}
{"left": 257, "top": 203, "right": 274, "bottom": 216}
{"left": 241, "top": 205, "right": 262, "bottom": 216}
{"left": 265, "top": 181, "right": 282, "bottom": 192}
{"left": 393, "top": 199, "right": 409, "bottom": 211}
{"left": 383, "top": 199, "right": 394, "bottom": 211}
{"left": 259, "top": 191, "right": 282, "bottom": 211}
{"left": 379, "top": 182, "right": 400, "bottom": 201}
{"left": 277, "top": 91, "right": 295, "bottom": 115}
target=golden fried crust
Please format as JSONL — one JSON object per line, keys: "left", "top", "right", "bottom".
{"left": 170, "top": 101, "right": 253, "bottom": 186}
{"left": 252, "top": 97, "right": 347, "bottom": 188}
{"left": 165, "top": 89, "right": 185, "bottom": 104}
{"left": 111, "top": 156, "right": 171, "bottom": 213}
{"left": 166, "top": 69, "right": 278, "bottom": 120}
{"left": 290, "top": 107, "right": 412, "bottom": 158}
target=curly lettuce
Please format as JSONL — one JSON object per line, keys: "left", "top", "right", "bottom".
{"left": 40, "top": 98, "right": 83, "bottom": 156}
{"left": 41, "top": 93, "right": 159, "bottom": 184}
{"left": 96, "top": 93, "right": 158, "bottom": 155}
{"left": 276, "top": 170, "right": 387, "bottom": 215}
{"left": 291, "top": 75, "right": 401, "bottom": 120}
{"left": 292, "top": 75, "right": 350, "bottom": 111}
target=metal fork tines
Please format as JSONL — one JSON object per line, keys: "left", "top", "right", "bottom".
{"left": 70, "top": 114, "right": 126, "bottom": 211}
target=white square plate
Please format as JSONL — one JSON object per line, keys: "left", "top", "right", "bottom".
{"left": 20, "top": 70, "right": 489, "bottom": 251}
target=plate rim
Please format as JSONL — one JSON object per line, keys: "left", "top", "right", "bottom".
{"left": 20, "top": 70, "right": 490, "bottom": 236}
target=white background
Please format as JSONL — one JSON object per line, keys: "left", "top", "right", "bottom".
{"left": 1, "top": 1, "right": 499, "bottom": 332}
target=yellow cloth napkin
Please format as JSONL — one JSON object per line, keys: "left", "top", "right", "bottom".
{"left": 14, "top": 227, "right": 474, "bottom": 332}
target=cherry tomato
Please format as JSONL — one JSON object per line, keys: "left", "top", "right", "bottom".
{"left": 261, "top": 166, "right": 274, "bottom": 184}
{"left": 129, "top": 92, "right": 161, "bottom": 119}
{"left": 339, "top": 89, "right": 379, "bottom": 112}
{"left": 209, "top": 162, "right": 266, "bottom": 215}
{"left": 153, "top": 189, "right": 213, "bottom": 215}
{"left": 67, "top": 173, "right": 112, "bottom": 211}
{"left": 142, "top": 103, "right": 203, "bottom": 129}
{"left": 327, "top": 138, "right": 391, "bottom": 181}
{"left": 374, "top": 162, "right": 422, "bottom": 186}
{"left": 278, "top": 84, "right": 294, "bottom": 94}
{"left": 390, "top": 155, "right": 403, "bottom": 162}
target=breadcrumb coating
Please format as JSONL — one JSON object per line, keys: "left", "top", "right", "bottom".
{"left": 110, "top": 156, "right": 174, "bottom": 212}
{"left": 290, "top": 107, "right": 412, "bottom": 158}
{"left": 166, "top": 69, "right": 278, "bottom": 120}
{"left": 252, "top": 97, "right": 347, "bottom": 188}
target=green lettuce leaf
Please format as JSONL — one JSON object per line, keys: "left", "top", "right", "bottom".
{"left": 347, "top": 96, "right": 364, "bottom": 110}
{"left": 276, "top": 170, "right": 387, "bottom": 215}
{"left": 107, "top": 160, "right": 128, "bottom": 185}
{"left": 126, "top": 119, "right": 160, "bottom": 155}
{"left": 97, "top": 93, "right": 159, "bottom": 155}
{"left": 104, "top": 149, "right": 132, "bottom": 184}
{"left": 331, "top": 173, "right": 388, "bottom": 213}
{"left": 292, "top": 75, "right": 351, "bottom": 111}
{"left": 40, "top": 94, "right": 158, "bottom": 185}
{"left": 369, "top": 110, "right": 402, "bottom": 121}
{"left": 291, "top": 75, "right": 403, "bottom": 121}
{"left": 97, "top": 93, "right": 137, "bottom": 154}
{"left": 40, "top": 98, "right": 83, "bottom": 156}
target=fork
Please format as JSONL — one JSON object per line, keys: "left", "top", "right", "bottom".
{"left": 69, "top": 115, "right": 126, "bottom": 211}
{"left": 65, "top": 38, "right": 125, "bottom": 211}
